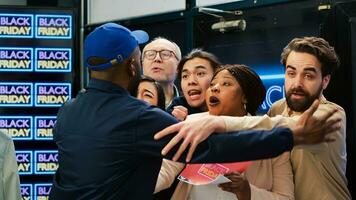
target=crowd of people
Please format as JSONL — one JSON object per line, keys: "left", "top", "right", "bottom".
{"left": 0, "top": 22, "right": 351, "bottom": 200}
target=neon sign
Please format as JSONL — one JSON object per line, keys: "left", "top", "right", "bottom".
{"left": 35, "top": 48, "right": 71, "bottom": 72}
{"left": 35, "top": 83, "right": 71, "bottom": 107}
{"left": 0, "top": 14, "right": 33, "bottom": 38}
{"left": 16, "top": 150, "right": 33, "bottom": 175}
{"left": 34, "top": 150, "right": 58, "bottom": 174}
{"left": 0, "top": 8, "right": 75, "bottom": 192}
{"left": 250, "top": 69, "right": 286, "bottom": 113}
{"left": 35, "top": 183, "right": 52, "bottom": 200}
{"left": 0, "top": 116, "right": 32, "bottom": 140}
{"left": 20, "top": 184, "right": 33, "bottom": 200}
{"left": 259, "top": 85, "right": 285, "bottom": 111}
{"left": 0, "top": 82, "right": 33, "bottom": 107}
{"left": 0, "top": 47, "right": 33, "bottom": 72}
{"left": 34, "top": 116, "right": 56, "bottom": 140}
{"left": 35, "top": 15, "right": 71, "bottom": 39}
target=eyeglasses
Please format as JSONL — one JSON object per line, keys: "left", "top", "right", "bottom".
{"left": 143, "top": 50, "right": 178, "bottom": 60}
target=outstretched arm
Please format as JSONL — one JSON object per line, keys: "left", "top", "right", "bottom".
{"left": 154, "top": 100, "right": 340, "bottom": 162}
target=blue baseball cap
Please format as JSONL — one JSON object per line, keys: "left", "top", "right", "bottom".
{"left": 84, "top": 23, "right": 149, "bottom": 71}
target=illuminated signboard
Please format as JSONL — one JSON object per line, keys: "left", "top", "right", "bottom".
{"left": 0, "top": 82, "right": 33, "bottom": 106}
{"left": 21, "top": 184, "right": 33, "bottom": 200}
{"left": 249, "top": 64, "right": 286, "bottom": 113}
{"left": 35, "top": 15, "right": 72, "bottom": 39}
{"left": 0, "top": 13, "right": 33, "bottom": 38}
{"left": 16, "top": 150, "right": 33, "bottom": 175}
{"left": 34, "top": 116, "right": 56, "bottom": 140}
{"left": 34, "top": 150, "right": 58, "bottom": 174}
{"left": 34, "top": 83, "right": 71, "bottom": 107}
{"left": 34, "top": 183, "right": 52, "bottom": 200}
{"left": 0, "top": 47, "right": 33, "bottom": 72}
{"left": 0, "top": 116, "right": 33, "bottom": 140}
{"left": 0, "top": 8, "right": 76, "bottom": 191}
{"left": 259, "top": 74, "right": 285, "bottom": 113}
{"left": 35, "top": 48, "right": 71, "bottom": 72}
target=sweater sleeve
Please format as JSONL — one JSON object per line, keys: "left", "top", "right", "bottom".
{"left": 222, "top": 114, "right": 299, "bottom": 132}
{"left": 154, "top": 159, "right": 185, "bottom": 193}
{"left": 249, "top": 152, "right": 294, "bottom": 200}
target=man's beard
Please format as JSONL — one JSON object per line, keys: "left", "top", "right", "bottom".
{"left": 285, "top": 85, "right": 322, "bottom": 112}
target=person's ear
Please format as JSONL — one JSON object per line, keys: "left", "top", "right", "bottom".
{"left": 130, "top": 64, "right": 136, "bottom": 77}
{"left": 126, "top": 58, "right": 136, "bottom": 77}
{"left": 241, "top": 94, "right": 248, "bottom": 110}
{"left": 322, "top": 74, "right": 331, "bottom": 90}
{"left": 242, "top": 94, "right": 248, "bottom": 104}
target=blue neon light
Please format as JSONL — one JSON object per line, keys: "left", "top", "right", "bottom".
{"left": 0, "top": 116, "right": 33, "bottom": 140}
{"left": 34, "top": 150, "right": 58, "bottom": 175}
{"left": 0, "top": 13, "right": 34, "bottom": 38}
{"left": 35, "top": 14, "right": 72, "bottom": 39}
{"left": 34, "top": 116, "right": 56, "bottom": 140}
{"left": 260, "top": 74, "right": 285, "bottom": 80}
{"left": 34, "top": 183, "right": 52, "bottom": 198}
{"left": 254, "top": 68, "right": 286, "bottom": 113}
{"left": 35, "top": 48, "right": 72, "bottom": 72}
{"left": 20, "top": 184, "right": 33, "bottom": 200}
{"left": 0, "top": 82, "right": 33, "bottom": 107}
{"left": 34, "top": 82, "right": 71, "bottom": 107}
{"left": 0, "top": 47, "right": 33, "bottom": 72}
{"left": 16, "top": 150, "right": 33, "bottom": 175}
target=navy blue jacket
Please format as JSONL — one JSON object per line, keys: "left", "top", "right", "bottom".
{"left": 50, "top": 78, "right": 293, "bottom": 200}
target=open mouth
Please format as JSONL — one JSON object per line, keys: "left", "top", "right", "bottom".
{"left": 291, "top": 91, "right": 305, "bottom": 99}
{"left": 209, "top": 96, "right": 220, "bottom": 106}
{"left": 188, "top": 89, "right": 202, "bottom": 100}
{"left": 188, "top": 90, "right": 201, "bottom": 96}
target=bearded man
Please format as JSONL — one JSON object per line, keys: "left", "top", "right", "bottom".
{"left": 268, "top": 37, "right": 351, "bottom": 200}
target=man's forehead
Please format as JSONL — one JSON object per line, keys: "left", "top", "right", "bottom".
{"left": 145, "top": 39, "right": 176, "bottom": 51}
{"left": 182, "top": 65, "right": 208, "bottom": 72}
{"left": 286, "top": 64, "right": 321, "bottom": 73}
{"left": 286, "top": 51, "right": 322, "bottom": 72}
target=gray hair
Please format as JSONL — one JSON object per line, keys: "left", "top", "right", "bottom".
{"left": 142, "top": 37, "right": 182, "bottom": 61}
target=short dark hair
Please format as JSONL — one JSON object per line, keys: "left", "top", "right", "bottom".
{"left": 129, "top": 75, "right": 166, "bottom": 110}
{"left": 281, "top": 37, "right": 340, "bottom": 76}
{"left": 213, "top": 64, "right": 266, "bottom": 115}
{"left": 177, "top": 49, "right": 221, "bottom": 81}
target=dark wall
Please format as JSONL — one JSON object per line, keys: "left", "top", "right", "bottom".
{"left": 321, "top": 1, "right": 356, "bottom": 197}
{"left": 194, "top": 2, "right": 321, "bottom": 65}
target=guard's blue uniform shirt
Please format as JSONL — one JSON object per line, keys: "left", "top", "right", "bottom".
{"left": 50, "top": 78, "right": 293, "bottom": 200}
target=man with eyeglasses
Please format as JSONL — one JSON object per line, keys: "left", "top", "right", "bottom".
{"left": 142, "top": 37, "right": 181, "bottom": 108}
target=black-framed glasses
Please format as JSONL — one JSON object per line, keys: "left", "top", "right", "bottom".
{"left": 143, "top": 50, "right": 178, "bottom": 60}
